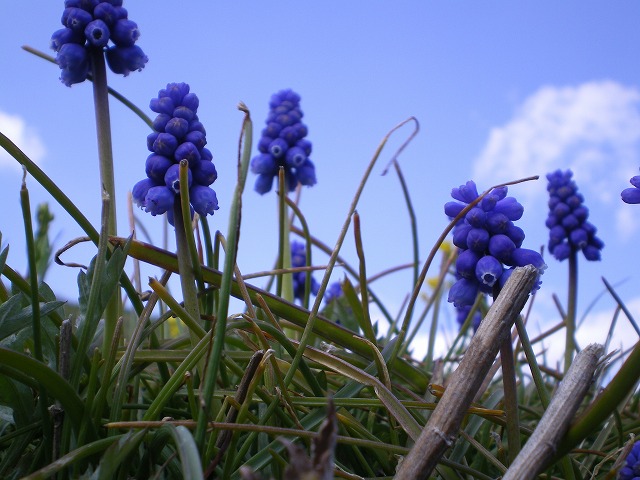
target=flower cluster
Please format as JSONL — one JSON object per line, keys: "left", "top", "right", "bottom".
{"left": 132, "top": 83, "right": 218, "bottom": 222}
{"left": 445, "top": 181, "right": 546, "bottom": 308}
{"left": 291, "top": 241, "right": 319, "bottom": 301}
{"left": 546, "top": 170, "right": 603, "bottom": 261}
{"left": 251, "top": 89, "right": 316, "bottom": 194}
{"left": 622, "top": 169, "right": 640, "bottom": 204}
{"left": 619, "top": 440, "right": 640, "bottom": 480}
{"left": 51, "top": 0, "right": 148, "bottom": 86}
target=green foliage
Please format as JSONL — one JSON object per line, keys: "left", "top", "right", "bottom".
{"left": 0, "top": 42, "right": 638, "bottom": 480}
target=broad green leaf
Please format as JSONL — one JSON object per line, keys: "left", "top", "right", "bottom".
{"left": 0, "top": 347, "right": 86, "bottom": 437}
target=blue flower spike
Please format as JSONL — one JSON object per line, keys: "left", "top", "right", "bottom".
{"left": 622, "top": 169, "right": 640, "bottom": 205}
{"left": 618, "top": 440, "right": 640, "bottom": 480}
{"left": 251, "top": 89, "right": 316, "bottom": 194}
{"left": 445, "top": 180, "right": 546, "bottom": 311}
{"left": 51, "top": 0, "right": 148, "bottom": 85}
{"left": 546, "top": 170, "right": 604, "bottom": 261}
{"left": 133, "top": 83, "right": 218, "bottom": 224}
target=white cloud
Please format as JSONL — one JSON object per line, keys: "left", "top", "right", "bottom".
{"left": 473, "top": 81, "right": 640, "bottom": 237}
{"left": 0, "top": 111, "right": 46, "bottom": 171}
{"left": 526, "top": 296, "right": 640, "bottom": 377}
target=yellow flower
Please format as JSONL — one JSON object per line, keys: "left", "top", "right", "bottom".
{"left": 439, "top": 240, "right": 453, "bottom": 256}
{"left": 167, "top": 316, "right": 181, "bottom": 338}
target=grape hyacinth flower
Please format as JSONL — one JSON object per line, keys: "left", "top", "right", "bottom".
{"left": 291, "top": 241, "right": 319, "bottom": 301}
{"left": 251, "top": 89, "right": 316, "bottom": 194}
{"left": 619, "top": 440, "right": 640, "bottom": 480}
{"left": 546, "top": 170, "right": 604, "bottom": 261}
{"left": 51, "top": 0, "right": 148, "bottom": 86}
{"left": 445, "top": 181, "right": 546, "bottom": 308}
{"left": 132, "top": 83, "right": 218, "bottom": 222}
{"left": 622, "top": 169, "right": 640, "bottom": 204}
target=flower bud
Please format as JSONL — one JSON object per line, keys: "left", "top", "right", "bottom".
{"left": 145, "top": 154, "right": 173, "bottom": 183}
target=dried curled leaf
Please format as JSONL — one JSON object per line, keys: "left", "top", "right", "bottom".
{"left": 239, "top": 398, "right": 337, "bottom": 480}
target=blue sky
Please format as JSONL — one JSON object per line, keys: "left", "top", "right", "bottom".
{"left": 1, "top": 2, "right": 639, "bottom": 359}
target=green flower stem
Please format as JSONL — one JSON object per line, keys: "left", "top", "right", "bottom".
{"left": 199, "top": 216, "right": 216, "bottom": 317}
{"left": 277, "top": 168, "right": 294, "bottom": 302}
{"left": 564, "top": 249, "right": 578, "bottom": 373}
{"left": 172, "top": 199, "right": 202, "bottom": 352}
{"left": 20, "top": 173, "right": 51, "bottom": 462}
{"left": 89, "top": 48, "right": 121, "bottom": 355}
{"left": 194, "top": 104, "right": 252, "bottom": 452}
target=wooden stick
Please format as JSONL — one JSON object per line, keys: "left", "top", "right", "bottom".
{"left": 395, "top": 266, "right": 539, "bottom": 480}
{"left": 503, "top": 343, "right": 603, "bottom": 480}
